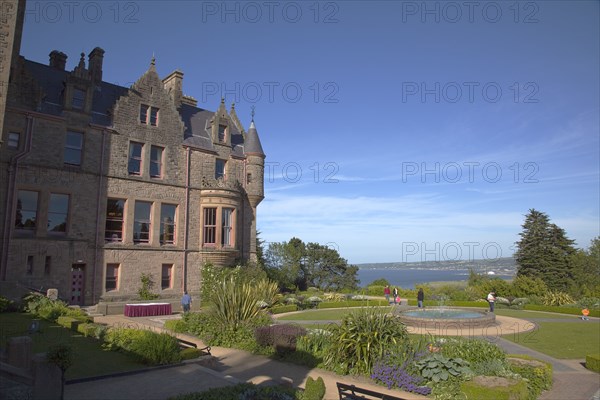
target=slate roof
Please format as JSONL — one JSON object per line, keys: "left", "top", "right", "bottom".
{"left": 23, "top": 59, "right": 257, "bottom": 157}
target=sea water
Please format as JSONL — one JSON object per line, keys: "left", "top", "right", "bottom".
{"left": 357, "top": 268, "right": 513, "bottom": 289}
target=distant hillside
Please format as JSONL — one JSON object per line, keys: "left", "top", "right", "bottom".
{"left": 357, "top": 257, "right": 516, "bottom": 274}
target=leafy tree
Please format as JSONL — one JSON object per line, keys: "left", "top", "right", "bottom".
{"left": 369, "top": 278, "right": 390, "bottom": 287}
{"left": 515, "top": 209, "right": 576, "bottom": 291}
{"left": 264, "top": 238, "right": 358, "bottom": 291}
{"left": 570, "top": 237, "right": 600, "bottom": 297}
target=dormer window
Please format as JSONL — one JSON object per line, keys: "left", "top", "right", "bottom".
{"left": 72, "top": 88, "right": 86, "bottom": 110}
{"left": 140, "top": 104, "right": 159, "bottom": 126}
{"left": 218, "top": 124, "right": 227, "bottom": 142}
{"left": 215, "top": 159, "right": 226, "bottom": 180}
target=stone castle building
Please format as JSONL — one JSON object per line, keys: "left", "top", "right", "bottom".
{"left": 0, "top": 0, "right": 266, "bottom": 306}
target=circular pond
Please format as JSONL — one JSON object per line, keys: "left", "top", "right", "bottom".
{"left": 397, "top": 307, "right": 495, "bottom": 329}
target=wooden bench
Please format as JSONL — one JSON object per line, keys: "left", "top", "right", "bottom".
{"left": 177, "top": 338, "right": 211, "bottom": 356}
{"left": 337, "top": 382, "right": 408, "bottom": 400}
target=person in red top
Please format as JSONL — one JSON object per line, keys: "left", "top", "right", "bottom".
{"left": 384, "top": 285, "right": 391, "bottom": 304}
{"left": 582, "top": 308, "right": 590, "bottom": 320}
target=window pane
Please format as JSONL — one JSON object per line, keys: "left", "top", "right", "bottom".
{"left": 203, "top": 208, "right": 216, "bottom": 244}
{"left": 64, "top": 132, "right": 83, "bottom": 166}
{"left": 8, "top": 132, "right": 19, "bottom": 148}
{"left": 218, "top": 125, "right": 226, "bottom": 142}
{"left": 134, "top": 201, "right": 152, "bottom": 243}
{"left": 15, "top": 190, "right": 38, "bottom": 229}
{"left": 150, "top": 107, "right": 159, "bottom": 126}
{"left": 161, "top": 264, "right": 172, "bottom": 289}
{"left": 150, "top": 146, "right": 163, "bottom": 178}
{"left": 215, "top": 159, "right": 225, "bottom": 180}
{"left": 222, "top": 208, "right": 233, "bottom": 246}
{"left": 128, "top": 142, "right": 143, "bottom": 175}
{"left": 72, "top": 89, "right": 85, "bottom": 110}
{"left": 140, "top": 105, "right": 148, "bottom": 124}
{"left": 106, "top": 264, "right": 119, "bottom": 291}
{"left": 160, "top": 204, "right": 176, "bottom": 244}
{"left": 105, "top": 199, "right": 125, "bottom": 242}
{"left": 48, "top": 193, "right": 69, "bottom": 233}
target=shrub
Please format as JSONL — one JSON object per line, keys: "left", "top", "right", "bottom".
{"left": 542, "top": 291, "right": 575, "bottom": 306}
{"left": 210, "top": 276, "right": 278, "bottom": 330}
{"left": 507, "top": 355, "right": 552, "bottom": 399}
{"left": 0, "top": 296, "right": 14, "bottom": 312}
{"left": 371, "top": 354, "right": 431, "bottom": 396}
{"left": 138, "top": 273, "right": 160, "bottom": 300}
{"left": 441, "top": 337, "right": 507, "bottom": 365}
{"left": 317, "top": 300, "right": 388, "bottom": 309}
{"left": 104, "top": 328, "right": 181, "bottom": 365}
{"left": 296, "top": 329, "right": 334, "bottom": 360}
{"left": 254, "top": 324, "right": 307, "bottom": 353}
{"left": 271, "top": 304, "right": 298, "bottom": 314}
{"left": 415, "top": 354, "right": 471, "bottom": 383}
{"left": 169, "top": 383, "right": 299, "bottom": 400}
{"left": 103, "top": 328, "right": 147, "bottom": 352}
{"left": 164, "top": 319, "right": 188, "bottom": 333}
{"left": 324, "top": 307, "right": 409, "bottom": 375}
{"left": 585, "top": 354, "right": 600, "bottom": 373}
{"left": 77, "top": 323, "right": 97, "bottom": 337}
{"left": 180, "top": 348, "right": 202, "bottom": 360}
{"left": 57, "top": 316, "right": 80, "bottom": 331}
{"left": 302, "top": 376, "right": 325, "bottom": 400}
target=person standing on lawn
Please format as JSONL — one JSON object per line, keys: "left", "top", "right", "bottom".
{"left": 417, "top": 288, "right": 424, "bottom": 308}
{"left": 384, "top": 285, "right": 391, "bottom": 303}
{"left": 392, "top": 287, "right": 399, "bottom": 304}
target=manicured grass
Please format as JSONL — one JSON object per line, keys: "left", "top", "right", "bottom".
{"left": 277, "top": 307, "right": 391, "bottom": 321}
{"left": 502, "top": 321, "right": 600, "bottom": 359}
{"left": 0, "top": 313, "right": 145, "bottom": 379}
{"left": 495, "top": 309, "right": 582, "bottom": 320}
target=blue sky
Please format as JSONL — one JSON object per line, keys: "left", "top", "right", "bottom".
{"left": 20, "top": 1, "right": 599, "bottom": 264}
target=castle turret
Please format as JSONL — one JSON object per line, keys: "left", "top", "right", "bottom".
{"left": 244, "top": 117, "right": 265, "bottom": 262}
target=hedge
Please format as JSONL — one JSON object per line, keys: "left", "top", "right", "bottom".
{"left": 507, "top": 355, "right": 553, "bottom": 399}
{"left": 317, "top": 300, "right": 388, "bottom": 309}
{"left": 586, "top": 354, "right": 600, "bottom": 373}
{"left": 56, "top": 316, "right": 81, "bottom": 331}
{"left": 523, "top": 305, "right": 600, "bottom": 318}
{"left": 164, "top": 319, "right": 188, "bottom": 333}
{"left": 461, "top": 376, "right": 528, "bottom": 400}
{"left": 271, "top": 304, "right": 298, "bottom": 314}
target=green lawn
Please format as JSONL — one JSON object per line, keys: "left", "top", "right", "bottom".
{"left": 277, "top": 307, "right": 391, "bottom": 321}
{"left": 501, "top": 321, "right": 600, "bottom": 359}
{"left": 0, "top": 313, "right": 145, "bottom": 379}
{"left": 494, "top": 309, "right": 582, "bottom": 320}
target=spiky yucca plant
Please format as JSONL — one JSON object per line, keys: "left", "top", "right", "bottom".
{"left": 324, "top": 307, "right": 409, "bottom": 375}
{"left": 210, "top": 276, "right": 278, "bottom": 330}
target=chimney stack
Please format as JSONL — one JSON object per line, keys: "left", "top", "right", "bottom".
{"left": 49, "top": 50, "right": 67, "bottom": 70}
{"left": 163, "top": 70, "right": 184, "bottom": 108}
{"left": 88, "top": 47, "right": 105, "bottom": 81}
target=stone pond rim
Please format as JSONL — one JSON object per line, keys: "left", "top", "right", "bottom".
{"left": 396, "top": 307, "right": 496, "bottom": 329}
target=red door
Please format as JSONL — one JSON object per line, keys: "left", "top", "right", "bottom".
{"left": 70, "top": 264, "right": 85, "bottom": 305}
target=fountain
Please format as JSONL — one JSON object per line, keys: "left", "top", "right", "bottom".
{"left": 395, "top": 296, "right": 495, "bottom": 329}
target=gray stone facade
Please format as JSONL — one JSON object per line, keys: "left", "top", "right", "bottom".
{"left": 0, "top": 0, "right": 265, "bottom": 305}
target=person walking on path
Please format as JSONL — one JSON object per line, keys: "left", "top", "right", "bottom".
{"left": 417, "top": 288, "right": 424, "bottom": 308}
{"left": 384, "top": 285, "right": 391, "bottom": 304}
{"left": 487, "top": 291, "right": 496, "bottom": 313}
{"left": 392, "top": 287, "right": 399, "bottom": 304}
{"left": 181, "top": 291, "right": 192, "bottom": 313}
